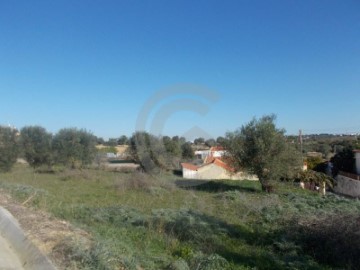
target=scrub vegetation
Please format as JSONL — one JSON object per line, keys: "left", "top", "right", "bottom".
{"left": 1, "top": 164, "right": 360, "bottom": 269}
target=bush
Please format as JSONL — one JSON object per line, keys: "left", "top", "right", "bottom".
{"left": 283, "top": 214, "right": 360, "bottom": 269}
{"left": 20, "top": 126, "right": 53, "bottom": 169}
{"left": 0, "top": 126, "right": 19, "bottom": 172}
{"left": 52, "top": 128, "right": 97, "bottom": 168}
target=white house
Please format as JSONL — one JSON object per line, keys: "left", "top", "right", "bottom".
{"left": 195, "top": 146, "right": 227, "bottom": 163}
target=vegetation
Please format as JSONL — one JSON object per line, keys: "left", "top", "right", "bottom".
{"left": 20, "top": 126, "right": 53, "bottom": 169}
{"left": 128, "top": 132, "right": 196, "bottom": 173}
{"left": 52, "top": 128, "right": 97, "bottom": 168}
{"left": 0, "top": 126, "right": 19, "bottom": 172}
{"left": 225, "top": 115, "right": 302, "bottom": 191}
{"left": 331, "top": 146, "right": 355, "bottom": 176}
{"left": 1, "top": 164, "right": 360, "bottom": 269}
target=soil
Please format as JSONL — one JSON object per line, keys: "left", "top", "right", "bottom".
{"left": 0, "top": 189, "right": 92, "bottom": 269}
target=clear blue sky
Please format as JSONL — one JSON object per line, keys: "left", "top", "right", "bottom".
{"left": 1, "top": 0, "right": 359, "bottom": 140}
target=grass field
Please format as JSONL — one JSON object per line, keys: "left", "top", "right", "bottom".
{"left": 1, "top": 164, "right": 360, "bottom": 269}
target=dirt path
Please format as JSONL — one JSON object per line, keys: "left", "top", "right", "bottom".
{"left": 0, "top": 189, "right": 92, "bottom": 269}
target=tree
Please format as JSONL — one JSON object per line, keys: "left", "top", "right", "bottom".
{"left": 52, "top": 128, "right": 97, "bottom": 168}
{"left": 205, "top": 138, "right": 216, "bottom": 147}
{"left": 128, "top": 132, "right": 183, "bottom": 173}
{"left": 163, "top": 136, "right": 182, "bottom": 157}
{"left": 117, "top": 135, "right": 129, "bottom": 145}
{"left": 331, "top": 146, "right": 355, "bottom": 176}
{"left": 225, "top": 115, "right": 302, "bottom": 192}
{"left": 216, "top": 136, "right": 227, "bottom": 146}
{"left": 96, "top": 137, "right": 105, "bottom": 145}
{"left": 20, "top": 126, "right": 53, "bottom": 169}
{"left": 194, "top": 137, "right": 205, "bottom": 145}
{"left": 105, "top": 138, "right": 117, "bottom": 147}
{"left": 0, "top": 126, "right": 19, "bottom": 172}
{"left": 181, "top": 142, "right": 194, "bottom": 159}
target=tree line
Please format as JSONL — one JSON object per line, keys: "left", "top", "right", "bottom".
{"left": 1, "top": 114, "right": 348, "bottom": 192}
{"left": 0, "top": 126, "right": 97, "bottom": 172}
{"left": 0, "top": 126, "right": 197, "bottom": 173}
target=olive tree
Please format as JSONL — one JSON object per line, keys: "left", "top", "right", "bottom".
{"left": 0, "top": 126, "right": 19, "bottom": 172}
{"left": 225, "top": 115, "right": 302, "bottom": 192}
{"left": 20, "top": 126, "right": 52, "bottom": 168}
{"left": 128, "top": 132, "right": 186, "bottom": 173}
{"left": 52, "top": 128, "right": 97, "bottom": 168}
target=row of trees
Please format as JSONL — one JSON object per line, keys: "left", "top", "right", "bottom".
{"left": 0, "top": 126, "right": 97, "bottom": 172}
{"left": 0, "top": 125, "right": 196, "bottom": 173}
{"left": 99, "top": 134, "right": 227, "bottom": 148}
{"left": 1, "top": 115, "right": 338, "bottom": 192}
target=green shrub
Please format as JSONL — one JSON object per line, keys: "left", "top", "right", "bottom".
{"left": 284, "top": 214, "right": 360, "bottom": 269}
{"left": 0, "top": 126, "right": 19, "bottom": 172}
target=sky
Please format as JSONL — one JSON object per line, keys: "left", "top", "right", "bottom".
{"left": 0, "top": 0, "right": 359, "bottom": 140}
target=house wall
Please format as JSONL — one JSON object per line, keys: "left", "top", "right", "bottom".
{"left": 182, "top": 168, "right": 198, "bottom": 179}
{"left": 197, "top": 164, "right": 229, "bottom": 180}
{"left": 335, "top": 174, "right": 360, "bottom": 198}
{"left": 355, "top": 152, "right": 360, "bottom": 175}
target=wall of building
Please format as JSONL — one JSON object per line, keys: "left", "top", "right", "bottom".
{"left": 335, "top": 174, "right": 360, "bottom": 198}
{"left": 197, "top": 164, "right": 228, "bottom": 180}
{"left": 355, "top": 152, "right": 360, "bottom": 175}
{"left": 182, "top": 168, "right": 198, "bottom": 179}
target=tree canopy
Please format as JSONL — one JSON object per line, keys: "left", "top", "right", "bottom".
{"left": 0, "top": 126, "right": 19, "bottom": 172}
{"left": 225, "top": 114, "right": 302, "bottom": 191}
{"left": 20, "top": 126, "right": 53, "bottom": 168}
{"left": 52, "top": 128, "right": 97, "bottom": 168}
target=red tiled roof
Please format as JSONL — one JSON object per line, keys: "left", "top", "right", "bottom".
{"left": 181, "top": 163, "right": 198, "bottom": 171}
{"left": 212, "top": 158, "right": 235, "bottom": 172}
{"left": 199, "top": 157, "right": 235, "bottom": 172}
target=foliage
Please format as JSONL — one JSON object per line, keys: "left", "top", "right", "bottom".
{"left": 128, "top": 132, "right": 171, "bottom": 172}
{"left": 181, "top": 143, "right": 194, "bottom": 159}
{"left": 295, "top": 170, "right": 335, "bottom": 189}
{"left": 163, "top": 136, "right": 182, "bottom": 157}
{"left": 0, "top": 126, "right": 19, "bottom": 172}
{"left": 52, "top": 128, "right": 97, "bottom": 168}
{"left": 205, "top": 139, "right": 216, "bottom": 147}
{"left": 104, "top": 138, "right": 117, "bottom": 147}
{"left": 331, "top": 146, "right": 355, "bottom": 175}
{"left": 128, "top": 132, "right": 190, "bottom": 173}
{"left": 20, "top": 126, "right": 53, "bottom": 168}
{"left": 225, "top": 114, "right": 302, "bottom": 191}
{"left": 282, "top": 214, "right": 360, "bottom": 270}
{"left": 216, "top": 136, "right": 227, "bottom": 146}
{"left": 3, "top": 165, "right": 360, "bottom": 269}
{"left": 305, "top": 156, "right": 323, "bottom": 170}
{"left": 194, "top": 137, "right": 205, "bottom": 145}
{"left": 117, "top": 135, "right": 129, "bottom": 145}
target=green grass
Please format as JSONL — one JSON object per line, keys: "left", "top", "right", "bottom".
{"left": 1, "top": 164, "right": 360, "bottom": 269}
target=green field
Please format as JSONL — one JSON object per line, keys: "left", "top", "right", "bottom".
{"left": 1, "top": 164, "right": 360, "bottom": 269}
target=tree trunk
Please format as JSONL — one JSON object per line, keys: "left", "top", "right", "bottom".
{"left": 260, "top": 179, "right": 274, "bottom": 193}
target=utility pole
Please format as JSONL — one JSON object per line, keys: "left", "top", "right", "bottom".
{"left": 299, "top": 129, "right": 303, "bottom": 155}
